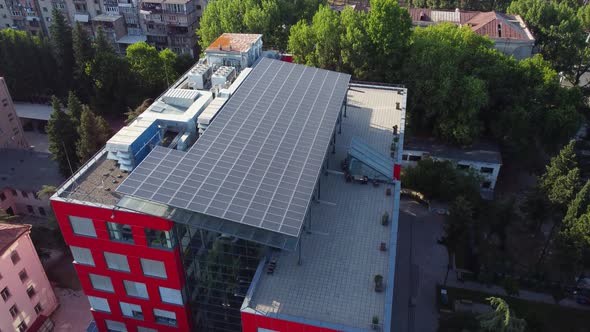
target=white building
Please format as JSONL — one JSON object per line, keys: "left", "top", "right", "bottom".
{"left": 402, "top": 137, "right": 502, "bottom": 199}
{"left": 204, "top": 33, "right": 263, "bottom": 70}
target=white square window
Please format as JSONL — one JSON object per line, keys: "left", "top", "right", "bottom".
{"left": 137, "top": 327, "right": 157, "bottom": 332}
{"left": 159, "top": 287, "right": 183, "bottom": 305}
{"left": 120, "top": 301, "right": 144, "bottom": 320}
{"left": 123, "top": 280, "right": 148, "bottom": 299}
{"left": 105, "top": 320, "right": 127, "bottom": 332}
{"left": 104, "top": 252, "right": 130, "bottom": 272}
{"left": 70, "top": 246, "right": 94, "bottom": 266}
{"left": 153, "top": 308, "right": 177, "bottom": 326}
{"left": 140, "top": 258, "right": 166, "bottom": 278}
{"left": 89, "top": 274, "right": 114, "bottom": 292}
{"left": 69, "top": 216, "right": 96, "bottom": 237}
{"left": 88, "top": 296, "right": 110, "bottom": 312}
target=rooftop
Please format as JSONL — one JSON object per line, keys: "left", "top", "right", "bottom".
{"left": 404, "top": 137, "right": 502, "bottom": 164}
{"left": 117, "top": 58, "right": 350, "bottom": 239}
{"left": 0, "top": 149, "right": 63, "bottom": 191}
{"left": 408, "top": 8, "right": 534, "bottom": 41}
{"left": 0, "top": 223, "right": 30, "bottom": 255}
{"left": 206, "top": 33, "right": 262, "bottom": 53}
{"left": 60, "top": 150, "right": 129, "bottom": 206}
{"left": 245, "top": 85, "right": 406, "bottom": 330}
{"left": 14, "top": 102, "right": 53, "bottom": 121}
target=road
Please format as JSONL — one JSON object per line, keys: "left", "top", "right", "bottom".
{"left": 391, "top": 199, "right": 448, "bottom": 332}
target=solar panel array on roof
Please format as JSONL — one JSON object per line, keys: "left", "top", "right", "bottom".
{"left": 117, "top": 58, "right": 351, "bottom": 237}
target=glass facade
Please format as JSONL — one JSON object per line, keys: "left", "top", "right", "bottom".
{"left": 176, "top": 224, "right": 265, "bottom": 332}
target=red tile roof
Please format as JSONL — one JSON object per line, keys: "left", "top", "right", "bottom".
{"left": 406, "top": 8, "right": 534, "bottom": 41}
{"left": 206, "top": 33, "right": 262, "bottom": 53}
{"left": 0, "top": 223, "right": 31, "bottom": 254}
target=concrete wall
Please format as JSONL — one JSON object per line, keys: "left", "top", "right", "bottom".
{"left": 493, "top": 38, "right": 534, "bottom": 60}
{"left": 0, "top": 229, "right": 58, "bottom": 332}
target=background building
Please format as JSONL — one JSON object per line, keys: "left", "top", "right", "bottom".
{"left": 0, "top": 78, "right": 28, "bottom": 149}
{"left": 0, "top": 223, "right": 59, "bottom": 332}
{"left": 402, "top": 137, "right": 502, "bottom": 199}
{"left": 408, "top": 8, "right": 535, "bottom": 59}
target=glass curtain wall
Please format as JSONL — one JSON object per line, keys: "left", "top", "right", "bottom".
{"left": 175, "top": 224, "right": 265, "bottom": 332}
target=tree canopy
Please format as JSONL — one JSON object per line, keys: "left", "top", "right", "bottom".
{"left": 47, "top": 96, "right": 79, "bottom": 177}
{"left": 477, "top": 297, "right": 527, "bottom": 332}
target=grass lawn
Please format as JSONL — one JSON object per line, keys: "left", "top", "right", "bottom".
{"left": 437, "top": 284, "right": 590, "bottom": 332}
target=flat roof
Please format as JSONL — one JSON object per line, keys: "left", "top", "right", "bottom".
{"left": 404, "top": 137, "right": 502, "bottom": 164}
{"left": 60, "top": 151, "right": 129, "bottom": 206}
{"left": 245, "top": 85, "right": 406, "bottom": 330}
{"left": 118, "top": 58, "right": 351, "bottom": 238}
{"left": 0, "top": 149, "right": 62, "bottom": 191}
{"left": 14, "top": 102, "right": 53, "bottom": 121}
{"left": 206, "top": 33, "right": 262, "bottom": 53}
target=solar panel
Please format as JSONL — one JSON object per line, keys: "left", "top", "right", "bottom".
{"left": 117, "top": 58, "right": 351, "bottom": 238}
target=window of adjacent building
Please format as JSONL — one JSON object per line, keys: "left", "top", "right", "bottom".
{"left": 140, "top": 258, "right": 166, "bottom": 278}
{"left": 42, "top": 6, "right": 47, "bottom": 11}
{"left": 104, "top": 252, "right": 130, "bottom": 272}
{"left": 34, "top": 303, "right": 42, "bottom": 314}
{"left": 70, "top": 246, "right": 95, "bottom": 266}
{"left": 69, "top": 216, "right": 97, "bottom": 237}
{"left": 21, "top": 190, "right": 28, "bottom": 198}
{"left": 11, "top": 251, "right": 20, "bottom": 265}
{"left": 38, "top": 207, "right": 46, "bottom": 216}
{"left": 27, "top": 285, "right": 36, "bottom": 298}
{"left": 11, "top": 189, "right": 17, "bottom": 196}
{"left": 89, "top": 274, "right": 114, "bottom": 292}
{"left": 120, "top": 302, "right": 143, "bottom": 320}
{"left": 26, "top": 205, "right": 34, "bottom": 214}
{"left": 480, "top": 167, "right": 494, "bottom": 174}
{"left": 9, "top": 304, "right": 19, "bottom": 318}
{"left": 159, "top": 287, "right": 182, "bottom": 305}
{"left": 0, "top": 192, "right": 5, "bottom": 201}
{"left": 402, "top": 154, "right": 408, "bottom": 161}
{"left": 88, "top": 296, "right": 110, "bottom": 312}
{"left": 196, "top": 4, "right": 201, "bottom": 10}
{"left": 482, "top": 181, "right": 492, "bottom": 189}
{"left": 105, "top": 320, "right": 127, "bottom": 332}
{"left": 1, "top": 287, "right": 10, "bottom": 301}
{"left": 106, "top": 222, "right": 134, "bottom": 243}
{"left": 18, "top": 269, "right": 28, "bottom": 282}
{"left": 123, "top": 280, "right": 148, "bottom": 299}
{"left": 408, "top": 155, "right": 422, "bottom": 162}
{"left": 17, "top": 321, "right": 27, "bottom": 332}
{"left": 457, "top": 164, "right": 470, "bottom": 170}
{"left": 137, "top": 327, "right": 157, "bottom": 332}
{"left": 153, "top": 308, "right": 177, "bottom": 326}
{"left": 145, "top": 228, "right": 175, "bottom": 249}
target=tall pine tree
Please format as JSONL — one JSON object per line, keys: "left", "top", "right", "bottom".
{"left": 76, "top": 107, "right": 113, "bottom": 163}
{"left": 66, "top": 91, "right": 83, "bottom": 127}
{"left": 47, "top": 96, "right": 79, "bottom": 176}
{"left": 72, "top": 22, "right": 94, "bottom": 102}
{"left": 50, "top": 7, "right": 74, "bottom": 96}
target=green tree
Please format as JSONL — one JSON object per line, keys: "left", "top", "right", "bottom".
{"left": 126, "top": 42, "right": 167, "bottom": 95}
{"left": 125, "top": 98, "right": 154, "bottom": 124}
{"left": 72, "top": 22, "right": 94, "bottom": 102}
{"left": 366, "top": 0, "right": 412, "bottom": 82}
{"left": 49, "top": 6, "right": 74, "bottom": 94}
{"left": 86, "top": 27, "right": 132, "bottom": 115}
{"left": 159, "top": 48, "right": 179, "bottom": 88}
{"left": 310, "top": 5, "right": 341, "bottom": 70}
{"left": 539, "top": 141, "right": 581, "bottom": 210}
{"left": 340, "top": 7, "right": 370, "bottom": 79}
{"left": 36, "top": 185, "right": 57, "bottom": 199}
{"left": 440, "top": 195, "right": 476, "bottom": 259}
{"left": 477, "top": 297, "right": 526, "bottom": 332}
{"left": 76, "top": 107, "right": 113, "bottom": 163}
{"left": 287, "top": 20, "right": 317, "bottom": 66}
{"left": 66, "top": 91, "right": 84, "bottom": 127}
{"left": 47, "top": 96, "right": 79, "bottom": 176}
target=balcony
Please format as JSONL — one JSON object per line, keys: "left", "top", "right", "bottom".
{"left": 140, "top": 2, "right": 163, "bottom": 14}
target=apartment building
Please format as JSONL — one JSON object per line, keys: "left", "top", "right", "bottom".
{"left": 0, "top": 78, "right": 28, "bottom": 150}
{"left": 50, "top": 34, "right": 407, "bottom": 331}
{"left": 0, "top": 223, "right": 58, "bottom": 332}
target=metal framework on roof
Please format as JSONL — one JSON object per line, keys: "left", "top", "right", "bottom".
{"left": 117, "top": 58, "right": 351, "bottom": 246}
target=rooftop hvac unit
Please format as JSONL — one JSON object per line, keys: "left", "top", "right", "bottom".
{"left": 211, "top": 66, "right": 236, "bottom": 88}
{"left": 187, "top": 64, "right": 212, "bottom": 90}
{"left": 162, "top": 89, "right": 200, "bottom": 108}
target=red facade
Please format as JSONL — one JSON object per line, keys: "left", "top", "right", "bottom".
{"left": 51, "top": 200, "right": 192, "bottom": 332}
{"left": 241, "top": 312, "right": 339, "bottom": 332}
